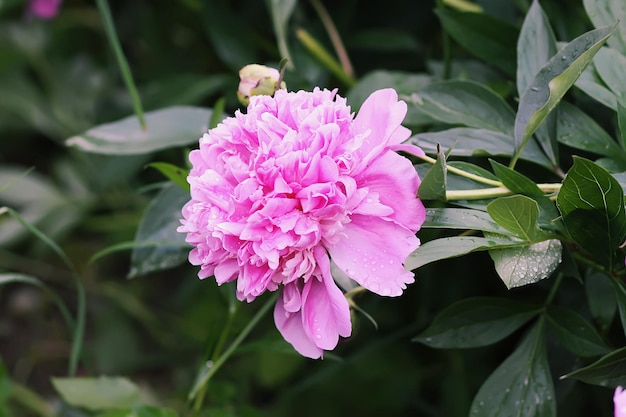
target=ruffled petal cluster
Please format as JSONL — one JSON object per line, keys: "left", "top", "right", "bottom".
{"left": 179, "top": 87, "right": 425, "bottom": 358}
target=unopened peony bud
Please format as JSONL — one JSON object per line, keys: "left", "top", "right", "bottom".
{"left": 237, "top": 64, "right": 286, "bottom": 106}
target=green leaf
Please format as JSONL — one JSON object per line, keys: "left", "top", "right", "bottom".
{"left": 487, "top": 196, "right": 544, "bottom": 241}
{"left": 418, "top": 147, "right": 447, "bottom": 200}
{"left": 129, "top": 183, "right": 190, "bottom": 278}
{"left": 405, "top": 235, "right": 525, "bottom": 271}
{"left": 575, "top": 63, "right": 618, "bottom": 110}
{"left": 516, "top": 0, "right": 559, "bottom": 164}
{"left": 562, "top": 346, "right": 626, "bottom": 388}
{"left": 594, "top": 47, "right": 626, "bottom": 103}
{"left": 618, "top": 98, "right": 626, "bottom": 149}
{"left": 268, "top": 0, "right": 297, "bottom": 69}
{"left": 556, "top": 156, "right": 626, "bottom": 268}
{"left": 470, "top": 321, "right": 555, "bottom": 417}
{"left": 435, "top": 8, "right": 518, "bottom": 76}
{"left": 583, "top": 0, "right": 626, "bottom": 55}
{"left": 200, "top": 2, "right": 259, "bottom": 71}
{"left": 613, "top": 279, "right": 626, "bottom": 337}
{"left": 517, "top": 0, "right": 557, "bottom": 96}
{"left": 585, "top": 270, "right": 617, "bottom": 332}
{"left": 557, "top": 101, "right": 626, "bottom": 160}
{"left": 423, "top": 208, "right": 507, "bottom": 234}
{"left": 66, "top": 106, "right": 212, "bottom": 155}
{"left": 97, "top": 405, "right": 179, "bottom": 417}
{"left": 348, "top": 70, "right": 434, "bottom": 126}
{"left": 546, "top": 305, "right": 610, "bottom": 357}
{"left": 147, "top": 162, "right": 190, "bottom": 192}
{"left": 514, "top": 24, "right": 617, "bottom": 165}
{"left": 489, "top": 160, "right": 544, "bottom": 197}
{"left": 414, "top": 297, "right": 540, "bottom": 348}
{"left": 51, "top": 376, "right": 140, "bottom": 411}
{"left": 407, "top": 80, "right": 515, "bottom": 135}
{"left": 411, "top": 127, "right": 552, "bottom": 168}
{"left": 489, "top": 239, "right": 562, "bottom": 289}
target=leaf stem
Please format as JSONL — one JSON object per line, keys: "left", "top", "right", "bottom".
{"left": 188, "top": 293, "right": 277, "bottom": 409}
{"left": 445, "top": 183, "right": 561, "bottom": 201}
{"left": 96, "top": 0, "right": 146, "bottom": 130}
{"left": 417, "top": 154, "right": 503, "bottom": 186}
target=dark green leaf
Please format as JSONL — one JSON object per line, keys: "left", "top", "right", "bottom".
{"left": 583, "top": 0, "right": 626, "bottom": 55}
{"left": 470, "top": 322, "right": 556, "bottom": 417}
{"left": 147, "top": 162, "right": 190, "bottom": 192}
{"left": 514, "top": 24, "right": 617, "bottom": 162}
{"left": 517, "top": 0, "right": 557, "bottom": 96}
{"left": 562, "top": 346, "right": 626, "bottom": 388}
{"left": 66, "top": 106, "right": 212, "bottom": 155}
{"left": 435, "top": 8, "right": 518, "bottom": 76}
{"left": 418, "top": 147, "right": 447, "bottom": 200}
{"left": 405, "top": 235, "right": 525, "bottom": 271}
{"left": 348, "top": 70, "right": 434, "bottom": 126}
{"left": 613, "top": 279, "right": 626, "bottom": 337}
{"left": 407, "top": 80, "right": 515, "bottom": 135}
{"left": 557, "top": 101, "right": 626, "bottom": 160}
{"left": 489, "top": 160, "right": 544, "bottom": 197}
{"left": 129, "top": 183, "right": 190, "bottom": 278}
{"left": 410, "top": 127, "right": 552, "bottom": 168}
{"left": 423, "top": 208, "right": 506, "bottom": 234}
{"left": 557, "top": 156, "right": 626, "bottom": 268}
{"left": 585, "top": 270, "right": 617, "bottom": 332}
{"left": 516, "top": 0, "right": 559, "bottom": 165}
{"left": 201, "top": 2, "right": 259, "bottom": 71}
{"left": 268, "top": 0, "right": 297, "bottom": 69}
{"left": 618, "top": 100, "right": 626, "bottom": 149}
{"left": 51, "top": 376, "right": 140, "bottom": 411}
{"left": 546, "top": 305, "right": 610, "bottom": 357}
{"left": 594, "top": 47, "right": 626, "bottom": 103}
{"left": 487, "top": 196, "right": 544, "bottom": 241}
{"left": 489, "top": 239, "right": 562, "bottom": 289}
{"left": 414, "top": 297, "right": 540, "bottom": 348}
{"left": 575, "top": 63, "right": 617, "bottom": 110}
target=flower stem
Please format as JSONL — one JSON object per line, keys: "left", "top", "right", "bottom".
{"left": 188, "top": 293, "right": 277, "bottom": 412}
{"left": 96, "top": 0, "right": 146, "bottom": 130}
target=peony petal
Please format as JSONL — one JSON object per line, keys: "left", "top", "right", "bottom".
{"left": 352, "top": 89, "right": 411, "bottom": 168}
{"left": 300, "top": 247, "right": 352, "bottom": 350}
{"left": 355, "top": 150, "right": 425, "bottom": 231}
{"left": 274, "top": 284, "right": 323, "bottom": 359}
{"left": 328, "top": 214, "right": 419, "bottom": 297}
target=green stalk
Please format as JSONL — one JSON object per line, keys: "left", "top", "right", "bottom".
{"left": 0, "top": 207, "right": 85, "bottom": 377}
{"left": 295, "top": 28, "right": 356, "bottom": 88}
{"left": 10, "top": 381, "right": 55, "bottom": 417}
{"left": 309, "top": 0, "right": 354, "bottom": 77}
{"left": 96, "top": 0, "right": 146, "bottom": 129}
{"left": 188, "top": 293, "right": 277, "bottom": 412}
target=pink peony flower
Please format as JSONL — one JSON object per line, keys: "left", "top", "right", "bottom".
{"left": 178, "top": 87, "right": 426, "bottom": 358}
{"left": 616, "top": 387, "right": 626, "bottom": 417}
{"left": 26, "top": 0, "right": 62, "bottom": 19}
